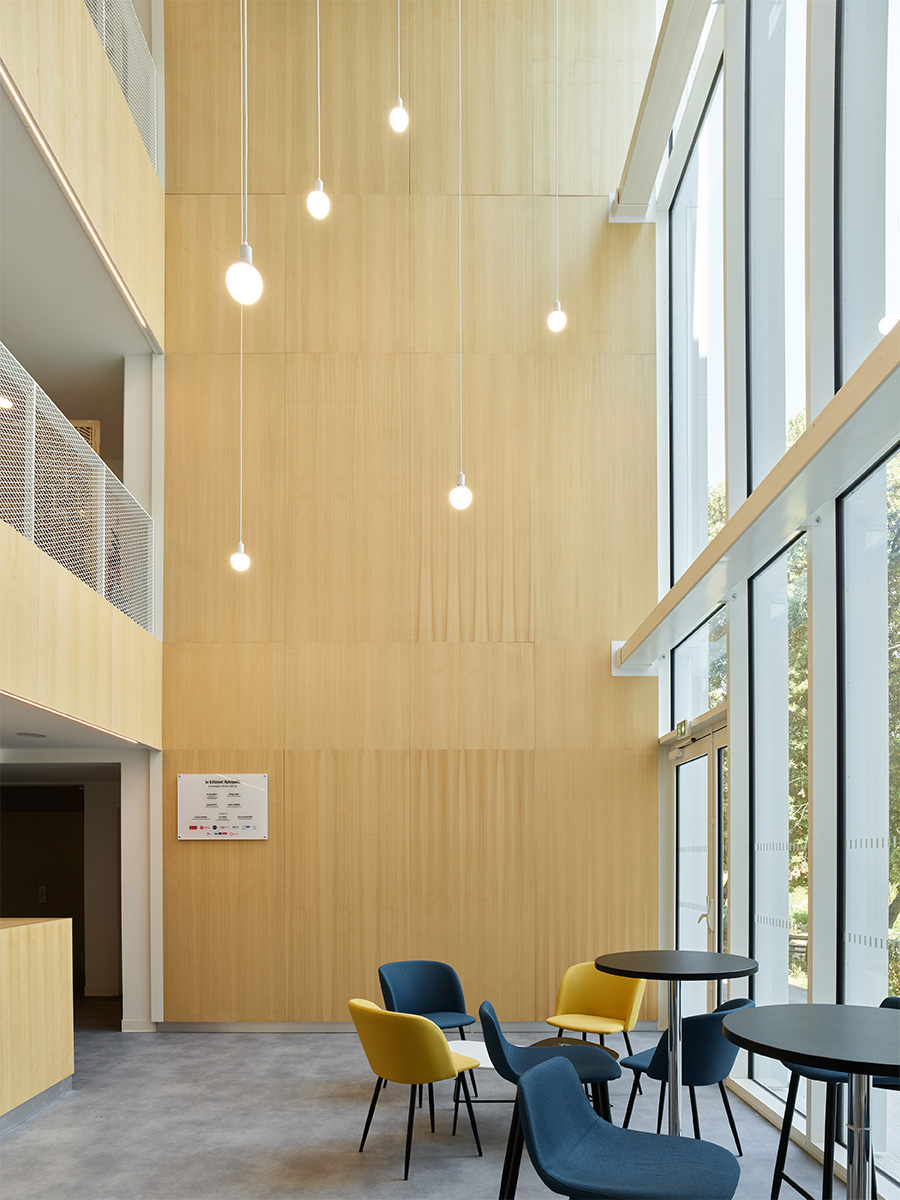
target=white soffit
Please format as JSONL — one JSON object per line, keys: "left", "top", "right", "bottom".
{"left": 617, "top": 329, "right": 900, "bottom": 670}
{"left": 616, "top": 0, "right": 714, "bottom": 211}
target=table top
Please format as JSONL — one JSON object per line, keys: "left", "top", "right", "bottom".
{"left": 722, "top": 1004, "right": 900, "bottom": 1077}
{"left": 595, "top": 949, "right": 759, "bottom": 983}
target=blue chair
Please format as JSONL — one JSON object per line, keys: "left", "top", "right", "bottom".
{"left": 516, "top": 1057, "right": 741, "bottom": 1199}
{"left": 479, "top": 1000, "right": 621, "bottom": 1199}
{"left": 620, "top": 996, "right": 754, "bottom": 1155}
{"left": 772, "top": 996, "right": 899, "bottom": 1200}
{"left": 379, "top": 960, "right": 477, "bottom": 1093}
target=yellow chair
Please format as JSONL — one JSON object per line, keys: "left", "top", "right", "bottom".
{"left": 546, "top": 961, "right": 646, "bottom": 1057}
{"left": 348, "top": 999, "right": 482, "bottom": 1181}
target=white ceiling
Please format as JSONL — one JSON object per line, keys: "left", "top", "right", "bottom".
{"left": 0, "top": 693, "right": 143, "bottom": 752}
{"left": 0, "top": 87, "right": 153, "bottom": 467}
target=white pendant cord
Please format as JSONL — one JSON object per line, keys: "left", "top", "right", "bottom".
{"left": 457, "top": 0, "right": 463, "bottom": 477}
{"left": 554, "top": 0, "right": 560, "bottom": 306}
{"left": 241, "top": 0, "right": 248, "bottom": 245}
{"left": 238, "top": 304, "right": 244, "bottom": 546}
{"left": 397, "top": 0, "right": 402, "bottom": 99}
{"left": 316, "top": 0, "right": 322, "bottom": 180}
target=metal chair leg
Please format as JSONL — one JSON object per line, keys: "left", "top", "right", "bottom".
{"left": 452, "top": 1077, "right": 459, "bottom": 1135}
{"left": 772, "top": 1071, "right": 800, "bottom": 1199}
{"left": 359, "top": 1076, "right": 383, "bottom": 1151}
{"left": 499, "top": 1097, "right": 522, "bottom": 1199}
{"left": 598, "top": 1081, "right": 613, "bottom": 1124}
{"left": 719, "top": 1080, "right": 743, "bottom": 1156}
{"left": 404, "top": 1084, "right": 417, "bottom": 1180}
{"left": 656, "top": 1080, "right": 667, "bottom": 1134}
{"left": 458, "top": 1025, "right": 478, "bottom": 1095}
{"left": 458, "top": 1072, "right": 482, "bottom": 1156}
{"left": 623, "top": 1073, "right": 641, "bottom": 1127}
{"left": 428, "top": 1082, "right": 435, "bottom": 1133}
{"left": 822, "top": 1083, "right": 837, "bottom": 1200}
{"left": 689, "top": 1086, "right": 701, "bottom": 1140}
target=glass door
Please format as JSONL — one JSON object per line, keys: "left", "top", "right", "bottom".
{"left": 675, "top": 724, "right": 729, "bottom": 1015}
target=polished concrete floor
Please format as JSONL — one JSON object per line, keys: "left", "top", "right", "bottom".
{"left": 1, "top": 999, "right": 845, "bottom": 1200}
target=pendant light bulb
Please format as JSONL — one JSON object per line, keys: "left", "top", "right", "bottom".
{"left": 878, "top": 313, "right": 899, "bottom": 335}
{"left": 547, "top": 299, "right": 567, "bottom": 332}
{"left": 449, "top": 472, "right": 472, "bottom": 510}
{"left": 230, "top": 541, "right": 250, "bottom": 572}
{"left": 0, "top": 395, "right": 13, "bottom": 410}
{"left": 390, "top": 97, "right": 409, "bottom": 132}
{"left": 307, "top": 178, "right": 331, "bottom": 220}
{"left": 226, "top": 242, "right": 263, "bottom": 305}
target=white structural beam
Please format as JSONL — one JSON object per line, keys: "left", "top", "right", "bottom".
{"left": 612, "top": 0, "right": 713, "bottom": 218}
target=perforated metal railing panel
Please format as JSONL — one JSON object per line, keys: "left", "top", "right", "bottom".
{"left": 84, "top": 0, "right": 158, "bottom": 170}
{"left": 0, "top": 341, "right": 154, "bottom": 633}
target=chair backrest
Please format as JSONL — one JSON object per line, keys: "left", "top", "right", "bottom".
{"left": 347, "top": 999, "right": 459, "bottom": 1086}
{"left": 478, "top": 1000, "right": 520, "bottom": 1085}
{"left": 880, "top": 996, "right": 899, "bottom": 1010}
{"left": 517, "top": 1057, "right": 610, "bottom": 1187}
{"left": 555, "top": 962, "right": 647, "bottom": 1031}
{"left": 378, "top": 960, "right": 467, "bottom": 1017}
{"left": 645, "top": 997, "right": 755, "bottom": 1087}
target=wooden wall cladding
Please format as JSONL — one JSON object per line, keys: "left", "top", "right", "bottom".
{"left": 0, "top": 0, "right": 165, "bottom": 340}
{"left": 163, "top": 0, "right": 659, "bottom": 1022}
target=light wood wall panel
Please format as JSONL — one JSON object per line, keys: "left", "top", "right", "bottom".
{"left": 410, "top": 355, "right": 534, "bottom": 643}
{"left": 284, "top": 354, "right": 409, "bottom": 643}
{"left": 284, "top": 643, "right": 409, "bottom": 750}
{"left": 0, "top": 0, "right": 165, "bottom": 339}
{"left": 410, "top": 643, "right": 534, "bottom": 750}
{"left": 0, "top": 524, "right": 162, "bottom": 747}
{"left": 408, "top": 751, "right": 537, "bottom": 1019}
{"left": 532, "top": 750, "right": 659, "bottom": 1020}
{"left": 163, "top": 643, "right": 285, "bottom": 751}
{"left": 164, "top": 0, "right": 288, "bottom": 197}
{"left": 284, "top": 750, "right": 410, "bottom": 1019}
{"left": 409, "top": 0, "right": 533, "bottom": 197}
{"left": 164, "top": 354, "right": 286, "bottom": 644}
{"left": 165, "top": 195, "right": 286, "bottom": 355}
{"left": 534, "top": 355, "right": 657, "bottom": 642}
{"left": 0, "top": 918, "right": 74, "bottom": 1117}
{"left": 162, "top": 752, "right": 286, "bottom": 1021}
{"left": 163, "top": 0, "right": 659, "bottom": 1022}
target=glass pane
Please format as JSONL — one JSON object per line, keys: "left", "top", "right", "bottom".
{"left": 752, "top": 536, "right": 808, "bottom": 1095}
{"left": 839, "top": 0, "right": 900, "bottom": 382}
{"left": 719, "top": 746, "right": 729, "bottom": 956}
{"left": 842, "top": 447, "right": 900, "bottom": 1174}
{"left": 673, "top": 607, "right": 728, "bottom": 725}
{"left": 677, "top": 754, "right": 709, "bottom": 1017}
{"left": 670, "top": 72, "right": 725, "bottom": 582}
{"left": 747, "top": 0, "right": 808, "bottom": 486}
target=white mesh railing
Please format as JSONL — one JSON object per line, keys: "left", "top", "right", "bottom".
{"left": 0, "top": 341, "right": 154, "bottom": 633}
{"left": 84, "top": 0, "right": 157, "bottom": 170}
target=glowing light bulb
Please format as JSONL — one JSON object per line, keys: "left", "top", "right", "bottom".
{"left": 547, "top": 300, "right": 567, "bottom": 332}
{"left": 0, "top": 395, "right": 13, "bottom": 410}
{"left": 307, "top": 178, "right": 331, "bottom": 219}
{"left": 390, "top": 98, "right": 409, "bottom": 132}
{"left": 878, "top": 314, "right": 899, "bottom": 336}
{"left": 230, "top": 541, "right": 250, "bottom": 572}
{"left": 449, "top": 472, "right": 473, "bottom": 510}
{"left": 225, "top": 243, "right": 263, "bottom": 305}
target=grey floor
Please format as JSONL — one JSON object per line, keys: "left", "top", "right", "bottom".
{"left": 1, "top": 1000, "right": 841, "bottom": 1200}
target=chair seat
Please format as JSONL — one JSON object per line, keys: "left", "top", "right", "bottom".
{"left": 547, "top": 1014, "right": 625, "bottom": 1035}
{"left": 782, "top": 1060, "right": 848, "bottom": 1086}
{"left": 449, "top": 1050, "right": 480, "bottom": 1075}
{"left": 509, "top": 1042, "right": 621, "bottom": 1085}
{"left": 422, "top": 1010, "right": 475, "bottom": 1030}
{"left": 533, "top": 1102, "right": 740, "bottom": 1200}
{"left": 620, "top": 1047, "right": 654, "bottom": 1074}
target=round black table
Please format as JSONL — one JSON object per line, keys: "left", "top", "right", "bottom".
{"left": 595, "top": 950, "right": 758, "bottom": 1137}
{"left": 723, "top": 1003, "right": 900, "bottom": 1200}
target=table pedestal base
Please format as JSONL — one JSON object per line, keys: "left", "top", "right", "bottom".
{"left": 667, "top": 980, "right": 682, "bottom": 1137}
{"left": 846, "top": 1073, "right": 872, "bottom": 1200}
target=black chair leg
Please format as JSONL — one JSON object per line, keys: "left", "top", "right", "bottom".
{"left": 656, "top": 1080, "right": 667, "bottom": 1134}
{"left": 458, "top": 1072, "right": 482, "bottom": 1157}
{"left": 588, "top": 1081, "right": 613, "bottom": 1124}
{"left": 623, "top": 1030, "right": 635, "bottom": 1056}
{"left": 822, "top": 1083, "right": 837, "bottom": 1200}
{"left": 499, "top": 1097, "right": 524, "bottom": 1200}
{"left": 621, "top": 1031, "right": 641, "bottom": 1092}
{"left": 404, "top": 1084, "right": 417, "bottom": 1180}
{"left": 623, "top": 1073, "right": 641, "bottom": 1127}
{"left": 452, "top": 1077, "right": 459, "bottom": 1135}
{"left": 359, "top": 1075, "right": 383, "bottom": 1152}
{"left": 418, "top": 1083, "right": 423, "bottom": 1108}
{"left": 689, "top": 1086, "right": 701, "bottom": 1140}
{"left": 428, "top": 1082, "right": 435, "bottom": 1133}
{"left": 772, "top": 1070, "right": 800, "bottom": 1199}
{"left": 719, "top": 1080, "right": 743, "bottom": 1156}
{"left": 458, "top": 1025, "right": 478, "bottom": 1096}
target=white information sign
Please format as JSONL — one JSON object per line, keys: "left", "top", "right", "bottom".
{"left": 177, "top": 774, "right": 268, "bottom": 840}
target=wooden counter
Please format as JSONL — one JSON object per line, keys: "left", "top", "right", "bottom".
{"left": 0, "top": 917, "right": 74, "bottom": 1118}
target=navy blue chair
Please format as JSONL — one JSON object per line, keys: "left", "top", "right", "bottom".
{"left": 379, "top": 960, "right": 477, "bottom": 1094}
{"left": 479, "top": 1001, "right": 621, "bottom": 1199}
{"left": 772, "top": 996, "right": 899, "bottom": 1200}
{"left": 620, "top": 996, "right": 754, "bottom": 1155}
{"left": 516, "top": 1057, "right": 741, "bottom": 1200}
